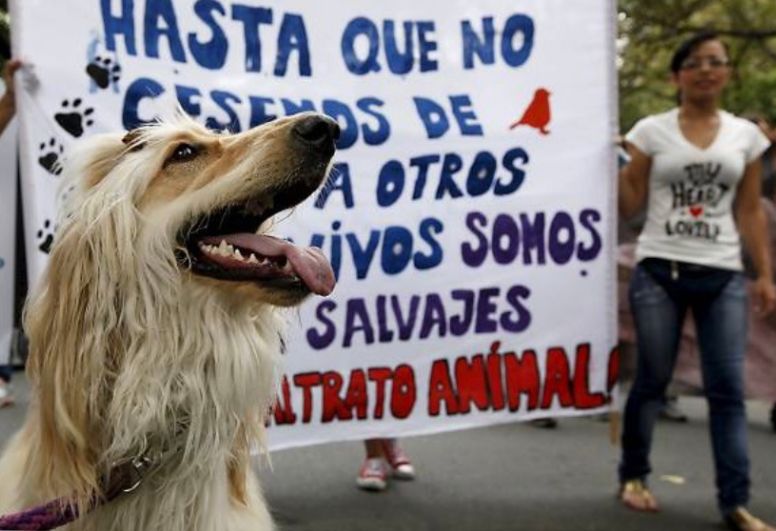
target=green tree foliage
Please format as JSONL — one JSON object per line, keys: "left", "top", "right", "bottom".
{"left": 0, "top": 0, "right": 9, "bottom": 69}
{"left": 619, "top": 0, "right": 776, "bottom": 131}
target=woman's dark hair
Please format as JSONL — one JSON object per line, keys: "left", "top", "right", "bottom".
{"left": 669, "top": 31, "right": 728, "bottom": 74}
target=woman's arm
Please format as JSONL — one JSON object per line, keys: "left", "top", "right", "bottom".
{"left": 0, "top": 59, "right": 22, "bottom": 135}
{"left": 0, "top": 92, "right": 14, "bottom": 134}
{"left": 735, "top": 159, "right": 776, "bottom": 316}
{"left": 618, "top": 143, "right": 651, "bottom": 219}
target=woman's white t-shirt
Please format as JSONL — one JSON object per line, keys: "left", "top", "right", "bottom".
{"left": 626, "top": 108, "right": 771, "bottom": 271}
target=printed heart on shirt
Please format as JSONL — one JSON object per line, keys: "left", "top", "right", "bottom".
{"left": 689, "top": 205, "right": 704, "bottom": 218}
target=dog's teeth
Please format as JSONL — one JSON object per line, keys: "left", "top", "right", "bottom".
{"left": 217, "top": 240, "right": 235, "bottom": 257}
{"left": 247, "top": 254, "right": 259, "bottom": 264}
{"left": 234, "top": 249, "right": 244, "bottom": 260}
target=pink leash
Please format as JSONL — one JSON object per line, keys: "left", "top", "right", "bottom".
{"left": 0, "top": 456, "right": 152, "bottom": 530}
{"left": 0, "top": 497, "right": 82, "bottom": 530}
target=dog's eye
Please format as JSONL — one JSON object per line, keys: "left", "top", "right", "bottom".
{"left": 167, "top": 143, "right": 199, "bottom": 164}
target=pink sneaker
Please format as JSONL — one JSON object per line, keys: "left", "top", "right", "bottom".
{"left": 381, "top": 439, "right": 415, "bottom": 480}
{"left": 356, "top": 457, "right": 388, "bottom": 491}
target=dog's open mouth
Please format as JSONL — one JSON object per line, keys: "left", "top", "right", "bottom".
{"left": 179, "top": 195, "right": 335, "bottom": 296}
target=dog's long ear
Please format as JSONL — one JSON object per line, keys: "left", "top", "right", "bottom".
{"left": 24, "top": 139, "right": 138, "bottom": 508}
{"left": 24, "top": 226, "right": 106, "bottom": 506}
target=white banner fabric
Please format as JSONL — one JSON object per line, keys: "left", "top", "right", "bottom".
{"left": 0, "top": 79, "right": 17, "bottom": 368}
{"left": 11, "top": 0, "right": 618, "bottom": 450}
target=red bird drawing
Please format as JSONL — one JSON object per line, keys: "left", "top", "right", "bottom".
{"left": 510, "top": 88, "right": 552, "bottom": 135}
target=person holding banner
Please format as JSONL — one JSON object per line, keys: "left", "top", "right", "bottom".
{"left": 356, "top": 438, "right": 415, "bottom": 492}
{"left": 0, "top": 57, "right": 21, "bottom": 409}
{"left": 618, "top": 32, "right": 775, "bottom": 531}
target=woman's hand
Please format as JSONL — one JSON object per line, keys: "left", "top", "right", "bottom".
{"left": 753, "top": 275, "right": 776, "bottom": 317}
{"left": 735, "top": 161, "right": 775, "bottom": 318}
{"left": 2, "top": 59, "right": 22, "bottom": 90}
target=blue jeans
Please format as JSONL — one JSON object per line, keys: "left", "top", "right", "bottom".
{"left": 619, "top": 263, "right": 750, "bottom": 515}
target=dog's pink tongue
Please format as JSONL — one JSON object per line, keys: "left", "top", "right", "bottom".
{"left": 206, "top": 233, "right": 335, "bottom": 296}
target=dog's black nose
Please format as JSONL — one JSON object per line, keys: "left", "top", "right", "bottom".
{"left": 292, "top": 115, "right": 340, "bottom": 148}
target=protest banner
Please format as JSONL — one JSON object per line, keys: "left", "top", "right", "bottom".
{"left": 10, "top": 0, "right": 617, "bottom": 449}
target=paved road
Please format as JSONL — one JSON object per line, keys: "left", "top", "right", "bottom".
{"left": 1, "top": 374, "right": 774, "bottom": 531}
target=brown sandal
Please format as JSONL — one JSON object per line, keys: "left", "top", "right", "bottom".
{"left": 725, "top": 507, "right": 776, "bottom": 531}
{"left": 620, "top": 479, "right": 659, "bottom": 512}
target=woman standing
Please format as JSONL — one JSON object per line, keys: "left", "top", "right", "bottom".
{"left": 618, "top": 32, "right": 775, "bottom": 531}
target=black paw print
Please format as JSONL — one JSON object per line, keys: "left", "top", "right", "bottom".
{"left": 86, "top": 56, "right": 121, "bottom": 89}
{"left": 37, "top": 138, "right": 64, "bottom": 175}
{"left": 37, "top": 219, "right": 56, "bottom": 254}
{"left": 54, "top": 99, "right": 94, "bottom": 138}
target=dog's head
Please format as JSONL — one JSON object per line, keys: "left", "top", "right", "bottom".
{"left": 22, "top": 113, "right": 338, "bottom": 504}
{"left": 59, "top": 111, "right": 338, "bottom": 307}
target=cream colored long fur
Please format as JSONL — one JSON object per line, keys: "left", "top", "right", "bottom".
{"left": 0, "top": 112, "right": 329, "bottom": 531}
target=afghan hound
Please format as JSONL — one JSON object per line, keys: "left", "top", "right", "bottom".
{"left": 0, "top": 111, "right": 338, "bottom": 531}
